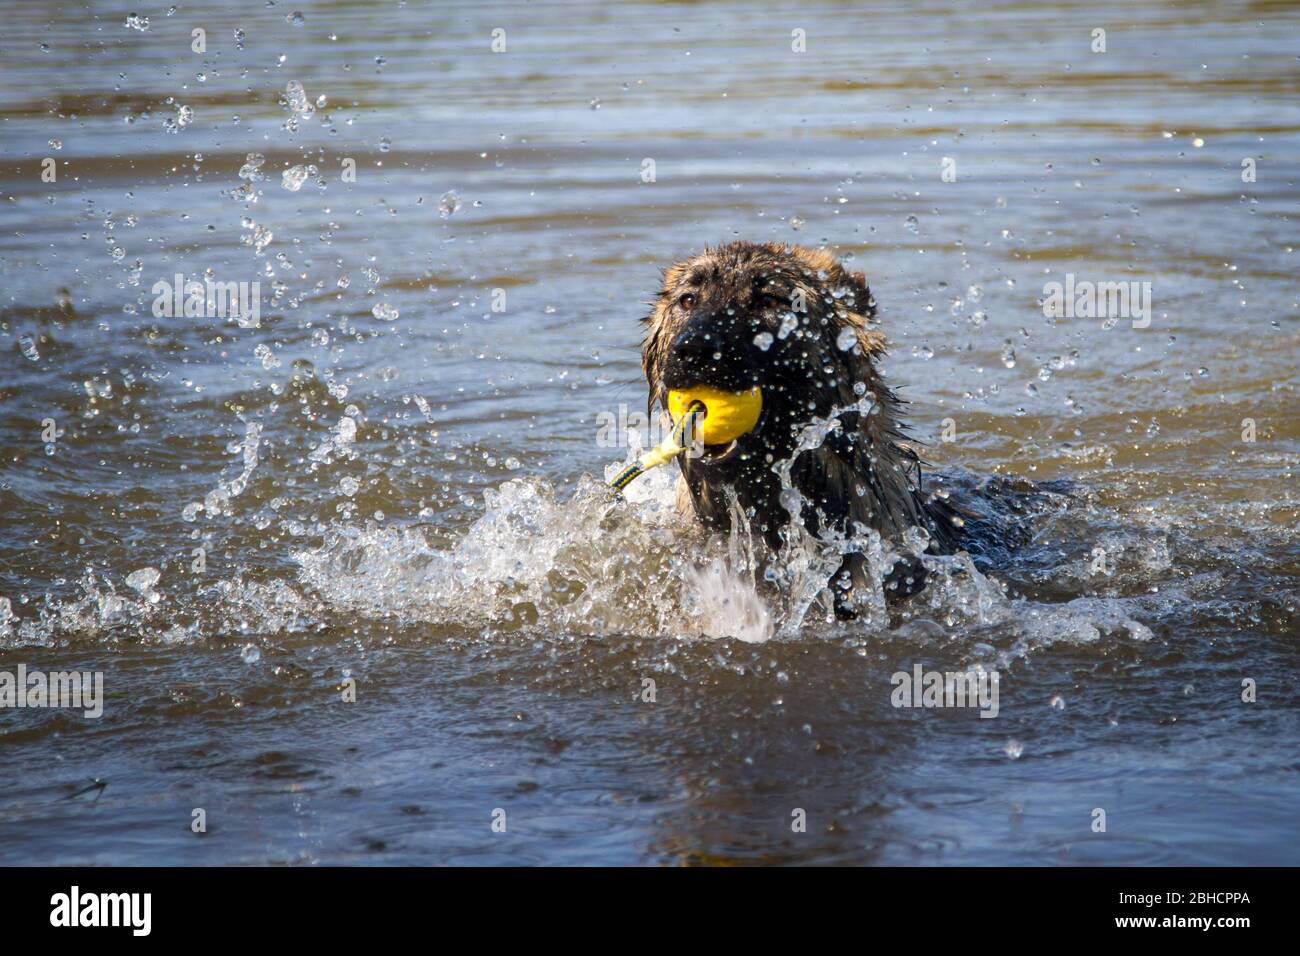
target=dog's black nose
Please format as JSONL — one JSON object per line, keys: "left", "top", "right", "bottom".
{"left": 670, "top": 323, "right": 717, "bottom": 366}
{"left": 663, "top": 311, "right": 756, "bottom": 391}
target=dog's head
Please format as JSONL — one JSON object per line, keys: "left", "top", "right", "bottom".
{"left": 642, "top": 242, "right": 888, "bottom": 467}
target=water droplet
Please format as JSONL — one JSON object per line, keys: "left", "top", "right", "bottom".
{"left": 254, "top": 343, "right": 280, "bottom": 370}
{"left": 372, "top": 302, "right": 399, "bottom": 321}
{"left": 126, "top": 567, "right": 161, "bottom": 594}
{"left": 238, "top": 153, "right": 266, "bottom": 180}
{"left": 438, "top": 190, "right": 462, "bottom": 218}
{"left": 281, "top": 164, "right": 309, "bottom": 191}
{"left": 283, "top": 80, "right": 314, "bottom": 117}
{"left": 241, "top": 644, "right": 261, "bottom": 664}
{"left": 776, "top": 312, "right": 799, "bottom": 340}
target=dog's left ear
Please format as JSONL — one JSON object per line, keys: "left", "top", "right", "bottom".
{"left": 845, "top": 270, "right": 875, "bottom": 318}
{"left": 839, "top": 269, "right": 886, "bottom": 357}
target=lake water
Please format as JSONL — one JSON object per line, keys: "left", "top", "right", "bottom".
{"left": 0, "top": 0, "right": 1297, "bottom": 865}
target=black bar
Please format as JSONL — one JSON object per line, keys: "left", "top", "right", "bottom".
{"left": 0, "top": 866, "right": 1280, "bottom": 940}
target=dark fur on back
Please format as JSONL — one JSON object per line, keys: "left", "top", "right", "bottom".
{"left": 641, "top": 241, "right": 968, "bottom": 611}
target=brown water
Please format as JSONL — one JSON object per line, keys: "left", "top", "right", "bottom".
{"left": 0, "top": 0, "right": 1297, "bottom": 865}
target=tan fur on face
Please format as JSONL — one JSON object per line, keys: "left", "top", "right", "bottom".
{"left": 641, "top": 242, "right": 885, "bottom": 413}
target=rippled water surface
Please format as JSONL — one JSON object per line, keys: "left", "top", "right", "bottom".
{"left": 1, "top": 0, "right": 1297, "bottom": 865}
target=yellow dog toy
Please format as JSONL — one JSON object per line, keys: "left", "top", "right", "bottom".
{"left": 607, "top": 385, "right": 762, "bottom": 492}
{"left": 666, "top": 385, "right": 763, "bottom": 448}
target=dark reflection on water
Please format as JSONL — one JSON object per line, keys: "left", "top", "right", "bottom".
{"left": 0, "top": 0, "right": 1297, "bottom": 864}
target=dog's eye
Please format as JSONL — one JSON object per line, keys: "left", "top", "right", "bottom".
{"left": 677, "top": 293, "right": 697, "bottom": 311}
{"left": 759, "top": 293, "right": 786, "bottom": 310}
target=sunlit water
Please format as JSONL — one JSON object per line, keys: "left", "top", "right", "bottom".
{"left": 0, "top": 0, "right": 1297, "bottom": 865}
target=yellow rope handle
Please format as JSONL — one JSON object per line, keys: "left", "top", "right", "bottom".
{"left": 607, "top": 402, "right": 705, "bottom": 492}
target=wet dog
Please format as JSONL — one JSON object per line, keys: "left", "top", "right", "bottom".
{"left": 641, "top": 241, "right": 987, "bottom": 616}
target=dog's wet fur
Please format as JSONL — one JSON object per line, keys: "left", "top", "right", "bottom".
{"left": 641, "top": 241, "right": 1052, "bottom": 616}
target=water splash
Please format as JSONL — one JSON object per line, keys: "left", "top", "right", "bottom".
{"left": 2, "top": 408, "right": 1166, "bottom": 657}
{"left": 200, "top": 420, "right": 263, "bottom": 518}
{"left": 297, "top": 418, "right": 783, "bottom": 641}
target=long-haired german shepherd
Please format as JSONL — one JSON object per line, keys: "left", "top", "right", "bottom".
{"left": 641, "top": 241, "right": 1030, "bottom": 616}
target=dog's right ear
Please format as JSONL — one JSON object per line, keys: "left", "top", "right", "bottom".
{"left": 641, "top": 266, "right": 685, "bottom": 413}
{"left": 641, "top": 301, "right": 667, "bottom": 413}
